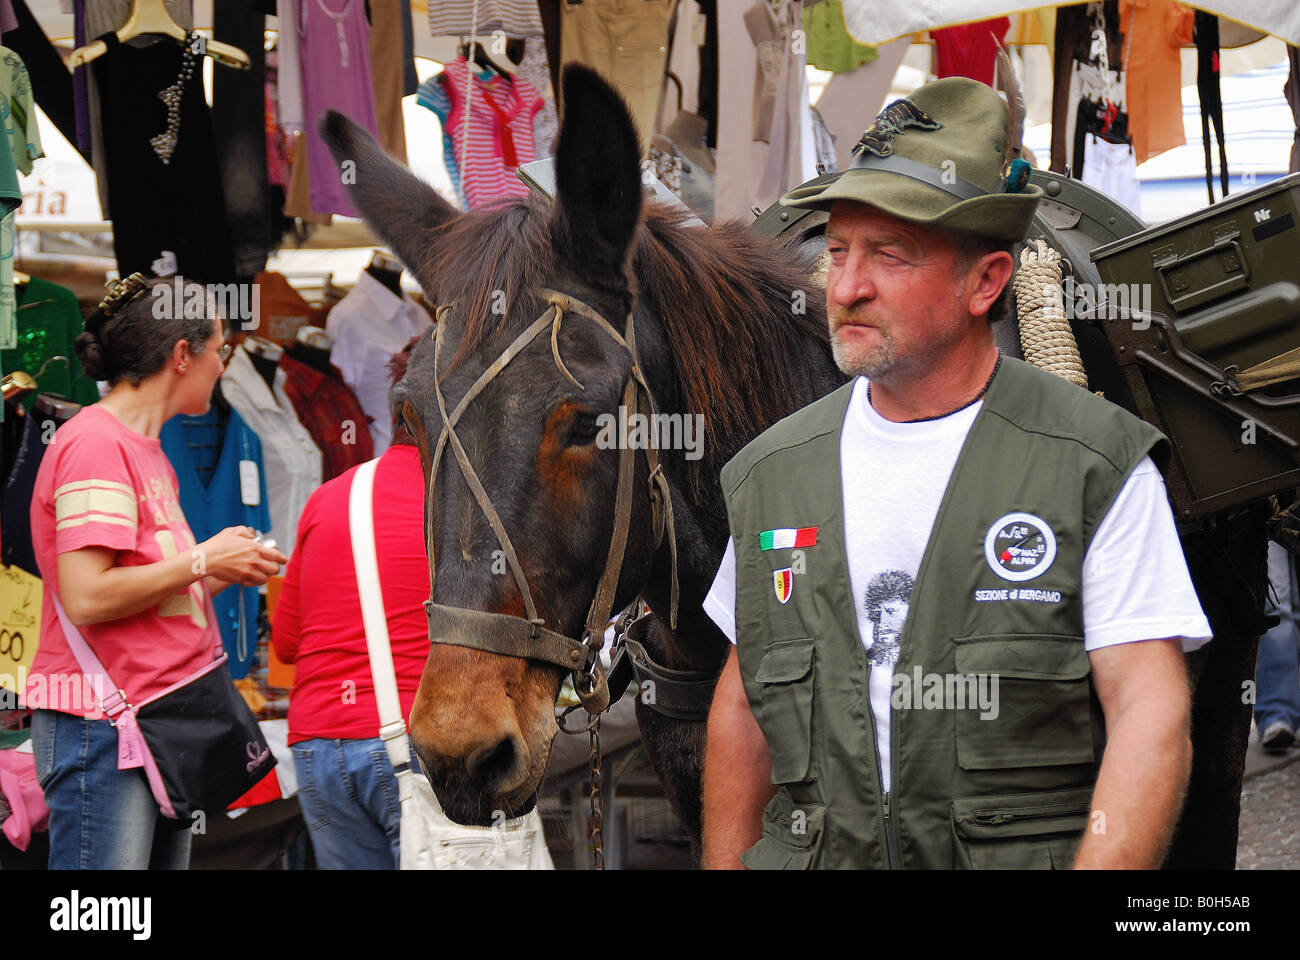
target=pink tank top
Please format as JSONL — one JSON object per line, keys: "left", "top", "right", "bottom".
{"left": 299, "top": 0, "right": 380, "bottom": 218}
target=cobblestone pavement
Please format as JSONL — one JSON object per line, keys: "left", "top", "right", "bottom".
{"left": 1236, "top": 756, "right": 1300, "bottom": 869}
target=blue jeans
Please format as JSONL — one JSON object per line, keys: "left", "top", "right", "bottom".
{"left": 31, "top": 709, "right": 192, "bottom": 870}
{"left": 1257, "top": 542, "right": 1300, "bottom": 732}
{"left": 292, "top": 737, "right": 414, "bottom": 870}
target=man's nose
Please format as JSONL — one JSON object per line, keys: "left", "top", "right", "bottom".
{"left": 829, "top": 251, "right": 876, "bottom": 309}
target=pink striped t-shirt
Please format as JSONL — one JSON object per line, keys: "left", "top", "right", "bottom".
{"left": 440, "top": 56, "right": 543, "bottom": 209}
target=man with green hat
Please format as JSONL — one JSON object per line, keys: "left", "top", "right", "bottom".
{"left": 700, "top": 76, "right": 1212, "bottom": 869}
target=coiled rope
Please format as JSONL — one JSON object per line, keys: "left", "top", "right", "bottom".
{"left": 1012, "top": 238, "right": 1088, "bottom": 389}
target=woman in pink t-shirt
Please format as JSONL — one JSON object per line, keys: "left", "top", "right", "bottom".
{"left": 27, "top": 275, "right": 288, "bottom": 870}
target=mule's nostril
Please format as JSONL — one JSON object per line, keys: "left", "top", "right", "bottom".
{"left": 468, "top": 737, "right": 519, "bottom": 793}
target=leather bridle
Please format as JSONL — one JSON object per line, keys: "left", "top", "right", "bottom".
{"left": 422, "top": 288, "right": 679, "bottom": 719}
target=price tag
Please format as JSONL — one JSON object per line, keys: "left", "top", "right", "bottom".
{"left": 239, "top": 459, "right": 261, "bottom": 507}
{"left": 0, "top": 564, "right": 42, "bottom": 696}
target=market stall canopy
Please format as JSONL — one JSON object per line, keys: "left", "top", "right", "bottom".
{"left": 841, "top": 0, "right": 1300, "bottom": 48}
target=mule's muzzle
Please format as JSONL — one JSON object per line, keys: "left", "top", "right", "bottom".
{"left": 412, "top": 723, "right": 543, "bottom": 825}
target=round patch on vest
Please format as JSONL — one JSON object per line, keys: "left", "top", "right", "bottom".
{"left": 983, "top": 512, "right": 1057, "bottom": 581}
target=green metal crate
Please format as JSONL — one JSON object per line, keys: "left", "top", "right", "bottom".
{"left": 1089, "top": 172, "right": 1300, "bottom": 519}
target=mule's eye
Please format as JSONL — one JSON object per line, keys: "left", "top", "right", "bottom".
{"left": 566, "top": 412, "right": 602, "bottom": 447}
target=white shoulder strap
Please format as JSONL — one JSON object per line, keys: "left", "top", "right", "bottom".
{"left": 348, "top": 457, "right": 411, "bottom": 771}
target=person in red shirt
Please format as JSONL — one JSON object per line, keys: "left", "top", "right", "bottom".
{"left": 29, "top": 274, "right": 288, "bottom": 870}
{"left": 272, "top": 340, "right": 429, "bottom": 869}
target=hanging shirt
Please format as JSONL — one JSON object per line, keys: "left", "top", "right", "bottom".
{"left": 514, "top": 38, "right": 558, "bottom": 160}
{"left": 2, "top": 407, "right": 67, "bottom": 575}
{"left": 247, "top": 270, "right": 327, "bottom": 345}
{"left": 0, "top": 46, "right": 42, "bottom": 175}
{"left": 276, "top": 0, "right": 304, "bottom": 132}
{"left": 367, "top": 0, "right": 407, "bottom": 164}
{"left": 220, "top": 347, "right": 323, "bottom": 557}
{"left": 88, "top": 31, "right": 236, "bottom": 284}
{"left": 0, "top": 47, "right": 23, "bottom": 353}
{"left": 803, "top": 0, "right": 878, "bottom": 74}
{"left": 27, "top": 405, "right": 218, "bottom": 719}
{"left": 0, "top": 277, "right": 100, "bottom": 413}
{"left": 160, "top": 406, "right": 271, "bottom": 679}
{"left": 1119, "top": 0, "right": 1195, "bottom": 165}
{"left": 325, "top": 270, "right": 432, "bottom": 455}
{"left": 265, "top": 50, "right": 290, "bottom": 187}
{"left": 298, "top": 0, "right": 381, "bottom": 219}
{"left": 1082, "top": 136, "right": 1142, "bottom": 219}
{"left": 428, "top": 0, "right": 543, "bottom": 38}
{"left": 438, "top": 56, "right": 542, "bottom": 210}
{"left": 932, "top": 17, "right": 1011, "bottom": 87}
{"left": 278, "top": 351, "right": 375, "bottom": 481}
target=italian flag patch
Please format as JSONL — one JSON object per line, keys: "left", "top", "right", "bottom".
{"left": 759, "top": 527, "right": 818, "bottom": 550}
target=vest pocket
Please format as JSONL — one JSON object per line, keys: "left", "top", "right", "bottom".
{"left": 951, "top": 786, "right": 1094, "bottom": 869}
{"left": 951, "top": 634, "right": 1095, "bottom": 770}
{"left": 754, "top": 638, "right": 816, "bottom": 784}
{"left": 741, "top": 791, "right": 826, "bottom": 870}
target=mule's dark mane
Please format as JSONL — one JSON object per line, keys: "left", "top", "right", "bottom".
{"left": 632, "top": 207, "right": 830, "bottom": 494}
{"left": 423, "top": 196, "right": 830, "bottom": 493}
{"left": 423, "top": 198, "right": 552, "bottom": 375}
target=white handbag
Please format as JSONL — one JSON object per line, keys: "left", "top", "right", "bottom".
{"left": 349, "top": 458, "right": 554, "bottom": 870}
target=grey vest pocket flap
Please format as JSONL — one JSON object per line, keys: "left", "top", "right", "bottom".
{"left": 952, "top": 787, "right": 1094, "bottom": 840}
{"left": 755, "top": 638, "right": 814, "bottom": 683}
{"left": 951, "top": 635, "right": 1095, "bottom": 771}
{"left": 754, "top": 639, "right": 816, "bottom": 783}
{"left": 953, "top": 635, "right": 1090, "bottom": 680}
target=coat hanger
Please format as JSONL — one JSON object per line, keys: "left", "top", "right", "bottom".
{"left": 34, "top": 390, "right": 82, "bottom": 420}
{"left": 460, "top": 38, "right": 512, "bottom": 79}
{"left": 241, "top": 335, "right": 283, "bottom": 362}
{"left": 5, "top": 354, "right": 70, "bottom": 398}
{"left": 1, "top": 370, "right": 36, "bottom": 402}
{"left": 13, "top": 356, "right": 78, "bottom": 411}
{"left": 294, "top": 325, "right": 333, "bottom": 352}
{"left": 68, "top": 0, "right": 251, "bottom": 71}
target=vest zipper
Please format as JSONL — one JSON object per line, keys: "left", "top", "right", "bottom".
{"left": 864, "top": 662, "right": 899, "bottom": 868}
{"left": 883, "top": 792, "right": 900, "bottom": 869}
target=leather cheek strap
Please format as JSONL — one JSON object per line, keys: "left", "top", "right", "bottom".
{"left": 424, "top": 602, "right": 589, "bottom": 672}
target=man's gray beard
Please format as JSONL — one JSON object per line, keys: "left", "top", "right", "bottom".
{"left": 831, "top": 323, "right": 896, "bottom": 379}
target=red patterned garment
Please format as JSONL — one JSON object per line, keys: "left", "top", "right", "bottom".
{"left": 278, "top": 353, "right": 374, "bottom": 481}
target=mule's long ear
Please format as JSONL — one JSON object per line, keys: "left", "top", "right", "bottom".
{"left": 549, "top": 65, "right": 643, "bottom": 287}
{"left": 319, "top": 110, "right": 457, "bottom": 278}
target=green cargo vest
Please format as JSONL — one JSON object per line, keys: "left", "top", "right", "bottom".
{"left": 721, "top": 356, "right": 1167, "bottom": 869}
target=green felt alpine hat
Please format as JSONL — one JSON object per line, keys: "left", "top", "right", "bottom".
{"left": 783, "top": 76, "right": 1042, "bottom": 242}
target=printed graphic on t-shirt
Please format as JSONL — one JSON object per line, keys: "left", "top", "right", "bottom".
{"left": 863, "top": 568, "right": 914, "bottom": 666}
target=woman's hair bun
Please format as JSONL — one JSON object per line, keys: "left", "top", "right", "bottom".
{"left": 73, "top": 328, "right": 109, "bottom": 381}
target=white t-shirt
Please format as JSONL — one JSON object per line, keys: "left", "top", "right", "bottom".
{"left": 703, "top": 377, "right": 1212, "bottom": 792}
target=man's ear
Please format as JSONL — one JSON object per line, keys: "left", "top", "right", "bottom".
{"left": 967, "top": 250, "right": 1014, "bottom": 320}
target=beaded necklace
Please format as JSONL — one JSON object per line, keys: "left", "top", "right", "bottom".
{"left": 149, "top": 31, "right": 199, "bottom": 165}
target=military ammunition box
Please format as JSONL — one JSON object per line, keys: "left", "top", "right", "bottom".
{"left": 1089, "top": 172, "right": 1300, "bottom": 519}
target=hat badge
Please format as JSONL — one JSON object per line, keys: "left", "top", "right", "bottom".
{"left": 851, "top": 98, "right": 943, "bottom": 159}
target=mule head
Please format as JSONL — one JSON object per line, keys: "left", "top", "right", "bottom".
{"left": 321, "top": 66, "right": 657, "bottom": 824}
